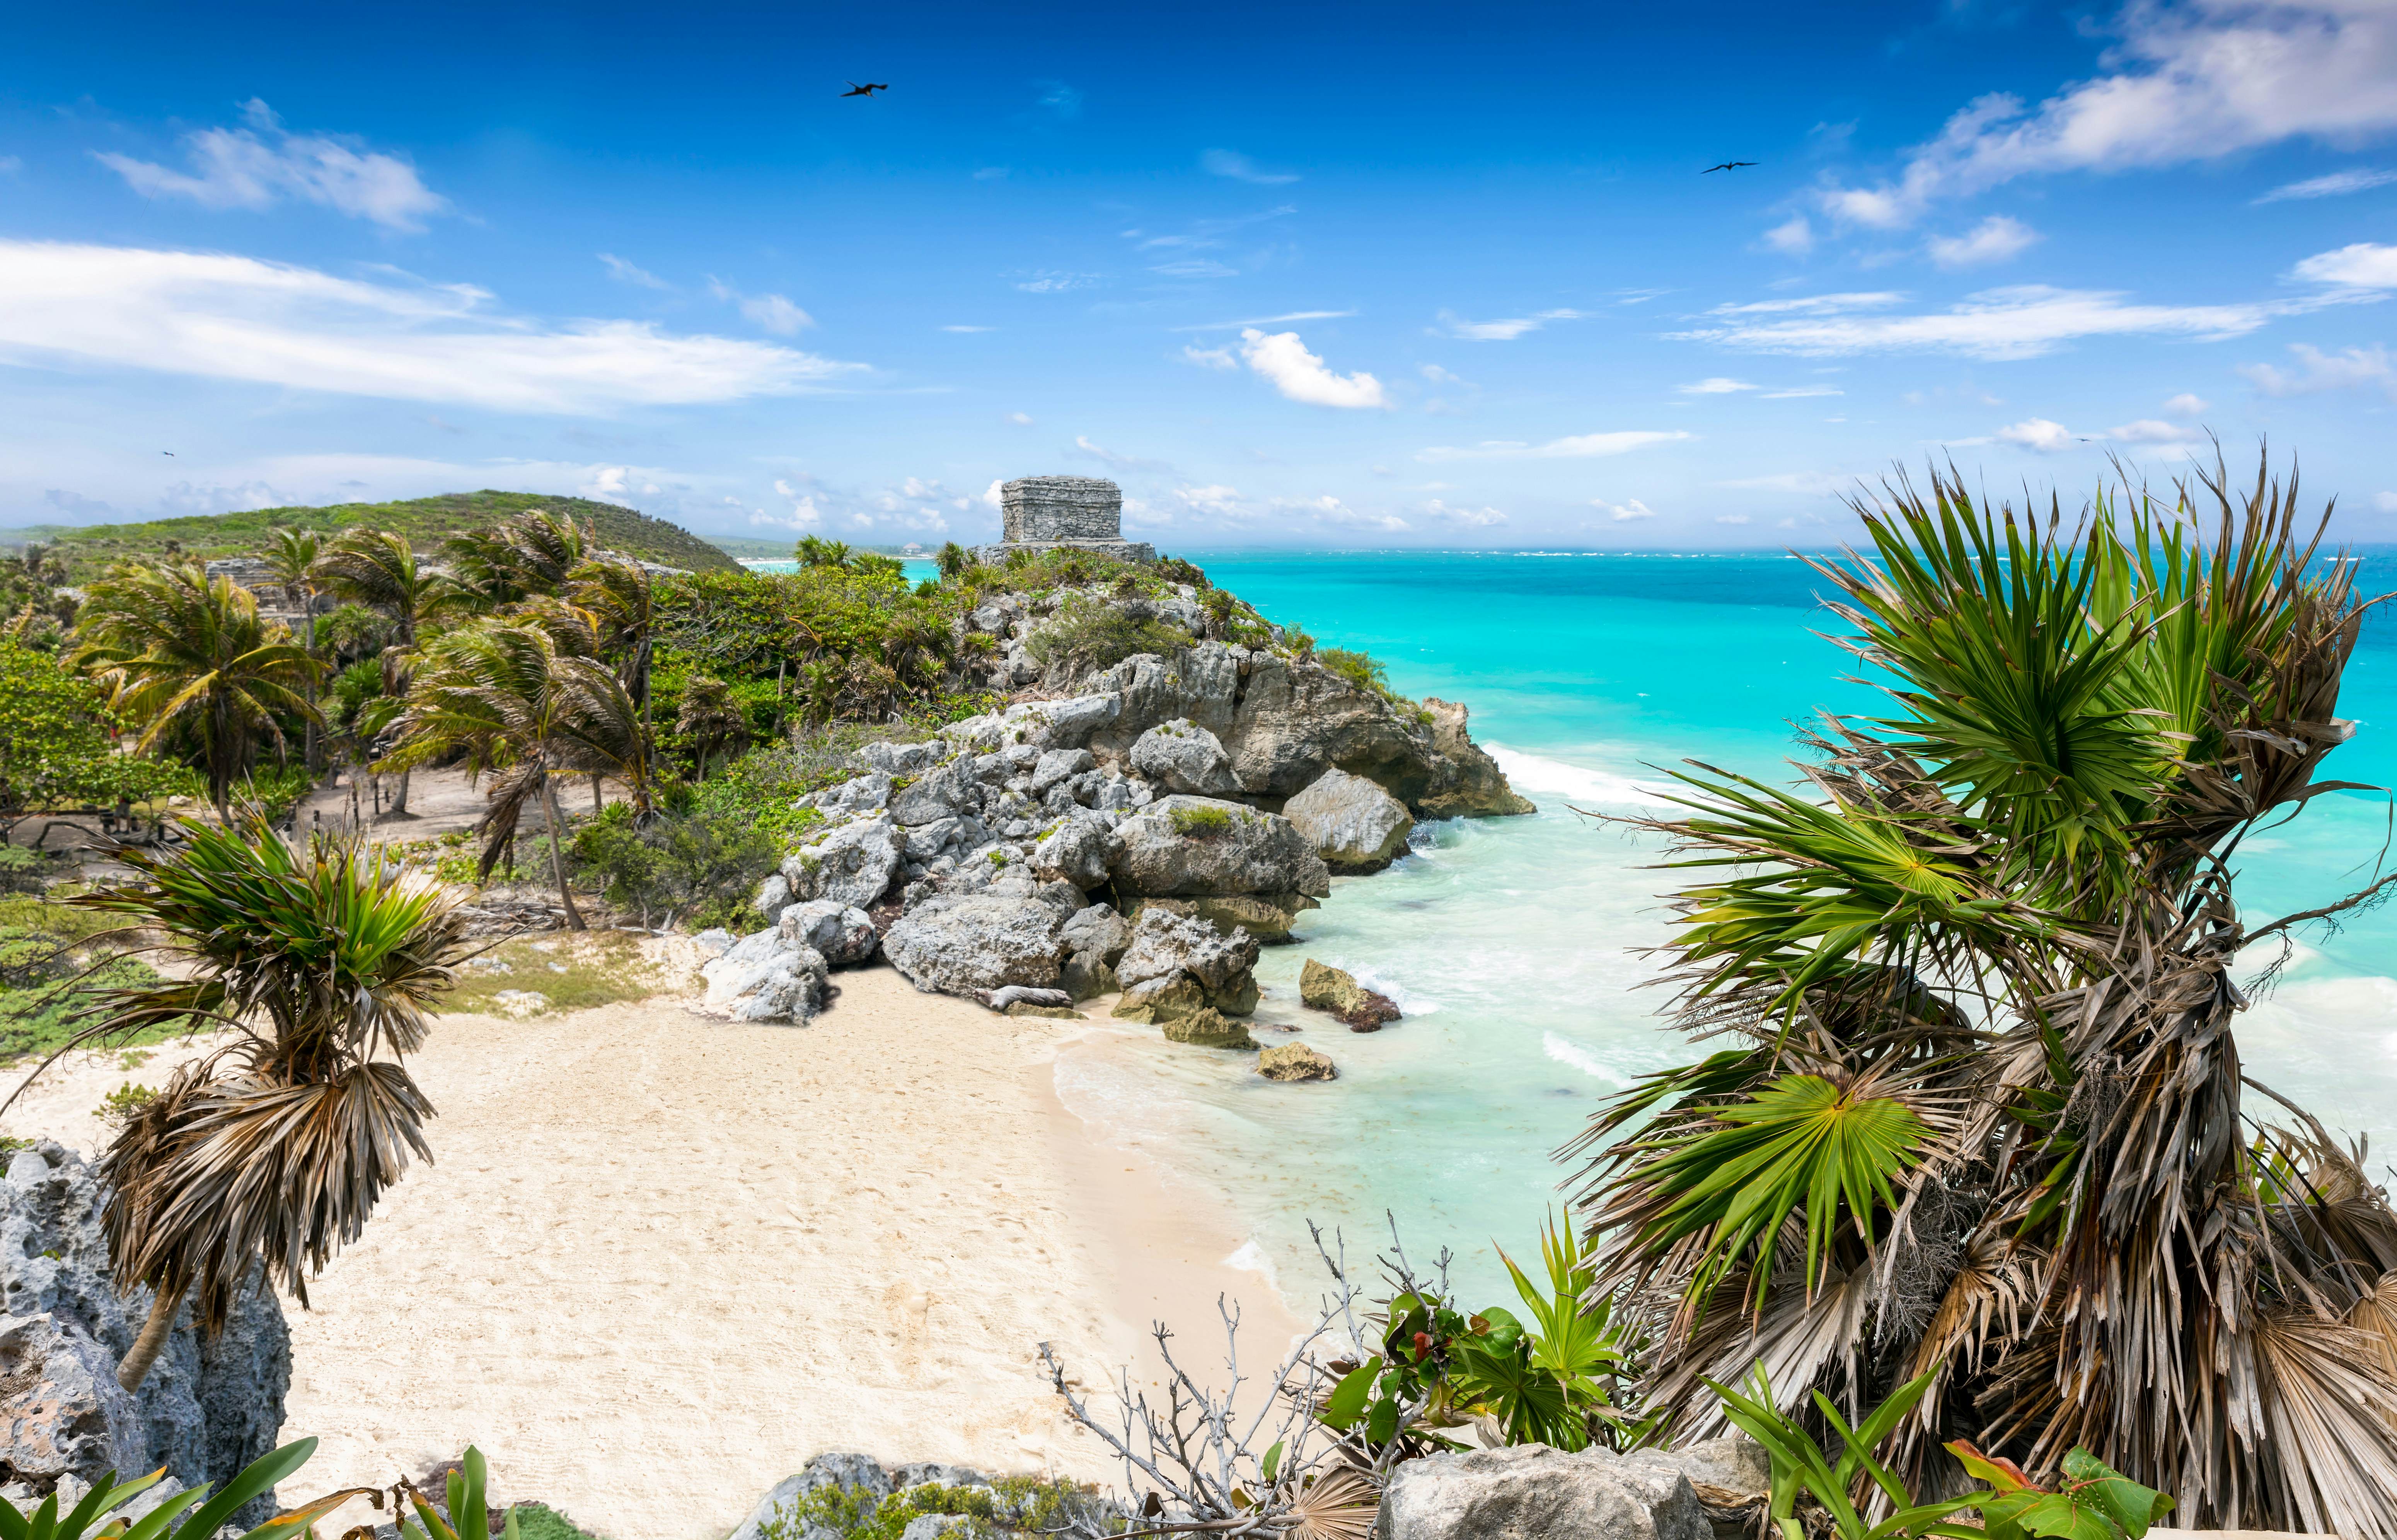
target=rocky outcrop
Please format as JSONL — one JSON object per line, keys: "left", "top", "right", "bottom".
{"left": 734, "top": 1454, "right": 1118, "bottom": 1540}
{"left": 1300, "top": 959, "right": 1401, "bottom": 1031}
{"left": 1129, "top": 719, "right": 1241, "bottom": 797}
{"left": 1258, "top": 1043, "right": 1337, "bottom": 1081}
{"left": 777, "top": 900, "right": 880, "bottom": 967}
{"left": 1058, "top": 904, "right": 1130, "bottom": 1000}
{"left": 787, "top": 817, "right": 906, "bottom": 910}
{"left": 1379, "top": 1443, "right": 1710, "bottom": 1540}
{"left": 883, "top": 895, "right": 1067, "bottom": 995}
{"left": 1282, "top": 767, "right": 1416, "bottom": 874}
{"left": 0, "top": 1143, "right": 289, "bottom": 1527}
{"left": 700, "top": 930, "right": 829, "bottom": 1023}
{"left": 1419, "top": 699, "right": 1535, "bottom": 819}
{"left": 1112, "top": 908, "right": 1260, "bottom": 1024}
{"left": 1109, "top": 798, "right": 1330, "bottom": 899}
{"left": 1031, "top": 813, "right": 1114, "bottom": 891}
{"left": 731, "top": 1451, "right": 892, "bottom": 1540}
{"left": 1123, "top": 893, "right": 1318, "bottom": 945}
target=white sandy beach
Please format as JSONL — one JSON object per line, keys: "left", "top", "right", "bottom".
{"left": 2, "top": 962, "right": 1300, "bottom": 1540}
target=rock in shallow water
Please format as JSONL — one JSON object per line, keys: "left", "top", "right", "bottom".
{"left": 1162, "top": 1007, "right": 1257, "bottom": 1049}
{"left": 1112, "top": 908, "right": 1260, "bottom": 1021}
{"left": 1109, "top": 797, "right": 1330, "bottom": 899}
{"left": 1299, "top": 958, "right": 1401, "bottom": 1030}
{"left": 1258, "top": 1042, "right": 1337, "bottom": 1081}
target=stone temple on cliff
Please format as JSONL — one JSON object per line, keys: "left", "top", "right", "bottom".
{"left": 974, "top": 475, "right": 1155, "bottom": 565}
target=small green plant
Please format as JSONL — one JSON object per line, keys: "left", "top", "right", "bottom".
{"left": 396, "top": 1446, "right": 522, "bottom": 1540}
{"left": 98, "top": 1080, "right": 160, "bottom": 1126}
{"left": 759, "top": 1477, "right": 1118, "bottom": 1540}
{"left": 1706, "top": 1363, "right": 2174, "bottom": 1540}
{"left": 0, "top": 844, "right": 52, "bottom": 894}
{"left": 0, "top": 1435, "right": 351, "bottom": 1538}
{"left": 571, "top": 803, "right": 778, "bottom": 930}
{"left": 1314, "top": 647, "right": 1390, "bottom": 699}
{"left": 1169, "top": 804, "right": 1234, "bottom": 837}
{"left": 1025, "top": 593, "right": 1195, "bottom": 674}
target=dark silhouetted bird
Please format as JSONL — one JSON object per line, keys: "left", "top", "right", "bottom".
{"left": 162, "top": 450, "right": 174, "bottom": 456}
{"left": 1701, "top": 161, "right": 1758, "bottom": 174}
{"left": 841, "top": 82, "right": 889, "bottom": 97}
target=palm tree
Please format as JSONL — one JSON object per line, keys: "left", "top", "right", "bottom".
{"left": 675, "top": 675, "right": 748, "bottom": 780}
{"left": 936, "top": 540, "right": 972, "bottom": 583}
{"left": 1567, "top": 454, "right": 2397, "bottom": 1535}
{"left": 16, "top": 814, "right": 471, "bottom": 1391}
{"left": 385, "top": 618, "right": 652, "bottom": 929}
{"left": 262, "top": 528, "right": 325, "bottom": 772}
{"left": 879, "top": 601, "right": 955, "bottom": 696}
{"left": 795, "top": 535, "right": 854, "bottom": 571}
{"left": 443, "top": 510, "right": 592, "bottom": 606}
{"left": 314, "top": 531, "right": 469, "bottom": 816}
{"left": 68, "top": 562, "right": 322, "bottom": 820}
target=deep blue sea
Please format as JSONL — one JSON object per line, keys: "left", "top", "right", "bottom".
{"left": 1050, "top": 548, "right": 2397, "bottom": 1313}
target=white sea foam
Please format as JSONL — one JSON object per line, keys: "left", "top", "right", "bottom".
{"left": 1543, "top": 1031, "right": 1635, "bottom": 1088}
{"left": 1223, "top": 1239, "right": 1281, "bottom": 1290}
{"left": 1485, "top": 744, "right": 1674, "bottom": 807}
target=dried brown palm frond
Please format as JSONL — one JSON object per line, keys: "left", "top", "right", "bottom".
{"left": 1280, "top": 1465, "right": 1379, "bottom": 1540}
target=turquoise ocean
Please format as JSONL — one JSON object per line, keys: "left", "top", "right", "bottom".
{"left": 1049, "top": 549, "right": 2397, "bottom": 1315}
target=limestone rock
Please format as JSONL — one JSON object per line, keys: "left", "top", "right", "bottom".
{"left": 1419, "top": 698, "right": 1537, "bottom": 819}
{"left": 731, "top": 1453, "right": 894, "bottom": 1540}
{"left": 1126, "top": 893, "right": 1319, "bottom": 945}
{"left": 900, "top": 1517, "right": 968, "bottom": 1540}
{"left": 892, "top": 1462, "right": 990, "bottom": 1490}
{"left": 1162, "top": 1008, "right": 1256, "bottom": 1049}
{"left": 1258, "top": 1043, "right": 1337, "bottom": 1082}
{"left": 0, "top": 1143, "right": 289, "bottom": 1528}
{"left": 1300, "top": 959, "right": 1402, "bottom": 1031}
{"left": 1115, "top": 908, "right": 1261, "bottom": 1019}
{"left": 1379, "top": 1443, "right": 1710, "bottom": 1540}
{"left": 778, "top": 901, "right": 879, "bottom": 967}
{"left": 1283, "top": 767, "right": 1416, "bottom": 874}
{"left": 1031, "top": 813, "right": 1114, "bottom": 891}
{"left": 789, "top": 817, "right": 905, "bottom": 910}
{"left": 1059, "top": 904, "right": 1130, "bottom": 1001}
{"left": 890, "top": 759, "right": 976, "bottom": 827}
{"left": 1029, "top": 748, "right": 1095, "bottom": 795}
{"left": 1112, "top": 974, "right": 1209, "bottom": 1025}
{"left": 1026, "top": 693, "right": 1122, "bottom": 750}
{"left": 1109, "top": 797, "right": 1330, "bottom": 899}
{"left": 754, "top": 872, "right": 791, "bottom": 918}
{"left": 883, "top": 895, "right": 1067, "bottom": 996}
{"left": 700, "top": 930, "right": 830, "bottom": 1023}
{"left": 1129, "top": 719, "right": 1241, "bottom": 797}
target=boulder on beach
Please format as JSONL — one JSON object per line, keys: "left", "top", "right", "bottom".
{"left": 883, "top": 893, "right": 1068, "bottom": 996}
{"left": 1112, "top": 907, "right": 1261, "bottom": 1022}
{"left": 777, "top": 899, "right": 879, "bottom": 967}
{"left": 700, "top": 930, "right": 830, "bottom": 1022}
{"left": 1108, "top": 796, "right": 1330, "bottom": 899}
{"left": 1258, "top": 1042, "right": 1337, "bottom": 1082}
{"left": 1300, "top": 959, "right": 1402, "bottom": 1031}
{"left": 1123, "top": 892, "right": 1319, "bottom": 945}
{"left": 1162, "top": 1007, "right": 1257, "bottom": 1049}
{"left": 1058, "top": 903, "right": 1131, "bottom": 1000}
{"left": 731, "top": 1452, "right": 893, "bottom": 1540}
{"left": 1378, "top": 1443, "right": 1710, "bottom": 1540}
{"left": 1282, "top": 766, "right": 1416, "bottom": 874}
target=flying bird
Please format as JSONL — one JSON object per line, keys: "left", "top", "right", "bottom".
{"left": 841, "top": 81, "right": 889, "bottom": 97}
{"left": 1701, "top": 161, "right": 1758, "bottom": 174}
{"left": 162, "top": 450, "right": 174, "bottom": 456}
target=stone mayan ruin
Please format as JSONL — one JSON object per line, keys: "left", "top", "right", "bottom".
{"left": 974, "top": 475, "right": 1155, "bottom": 564}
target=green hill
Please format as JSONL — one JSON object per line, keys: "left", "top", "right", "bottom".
{"left": 0, "top": 491, "right": 743, "bottom": 578}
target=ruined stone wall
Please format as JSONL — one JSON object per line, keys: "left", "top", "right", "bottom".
{"left": 1001, "top": 476, "right": 1122, "bottom": 543}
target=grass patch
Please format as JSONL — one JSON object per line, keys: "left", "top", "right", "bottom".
{"left": 508, "top": 1503, "right": 600, "bottom": 1540}
{"left": 759, "top": 1477, "right": 1121, "bottom": 1540}
{"left": 1168, "top": 804, "right": 1236, "bottom": 837}
{"left": 436, "top": 933, "right": 673, "bottom": 1016}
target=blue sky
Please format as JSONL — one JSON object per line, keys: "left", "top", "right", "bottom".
{"left": 4, "top": 0, "right": 2397, "bottom": 549}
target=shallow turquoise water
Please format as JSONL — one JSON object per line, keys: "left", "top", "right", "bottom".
{"left": 1051, "top": 549, "right": 2397, "bottom": 1315}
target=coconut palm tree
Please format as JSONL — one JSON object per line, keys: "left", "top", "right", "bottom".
{"left": 674, "top": 675, "right": 748, "bottom": 780}
{"left": 794, "top": 535, "right": 854, "bottom": 571}
{"left": 262, "top": 527, "right": 326, "bottom": 771}
{"left": 314, "top": 531, "right": 469, "bottom": 816}
{"left": 443, "top": 510, "right": 592, "bottom": 607}
{"left": 384, "top": 618, "right": 652, "bottom": 929}
{"left": 68, "top": 562, "right": 322, "bottom": 820}
{"left": 1566, "top": 454, "right": 2397, "bottom": 1535}
{"left": 14, "top": 814, "right": 471, "bottom": 1391}
{"left": 936, "top": 540, "right": 972, "bottom": 583}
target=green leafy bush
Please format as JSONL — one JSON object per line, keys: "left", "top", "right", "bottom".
{"left": 0, "top": 951, "right": 168, "bottom": 1063}
{"left": 1315, "top": 647, "right": 1391, "bottom": 699}
{"left": 0, "top": 1434, "right": 348, "bottom": 1538}
{"left": 0, "top": 845, "right": 53, "bottom": 894}
{"left": 571, "top": 804, "right": 779, "bottom": 929}
{"left": 97, "top": 1079, "right": 159, "bottom": 1126}
{"left": 759, "top": 1476, "right": 1120, "bottom": 1540}
{"left": 1026, "top": 595, "right": 1194, "bottom": 675}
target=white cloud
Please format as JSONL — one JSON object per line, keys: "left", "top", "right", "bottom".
{"left": 2239, "top": 342, "right": 2394, "bottom": 397}
{"left": 1708, "top": 292, "right": 1906, "bottom": 316}
{"left": 2290, "top": 242, "right": 2397, "bottom": 289}
{"left": 1174, "top": 484, "right": 1247, "bottom": 518}
{"left": 94, "top": 99, "right": 446, "bottom": 232}
{"left": 1761, "top": 385, "right": 1845, "bottom": 398}
{"left": 1181, "top": 343, "right": 1238, "bottom": 370}
{"left": 708, "top": 279, "right": 813, "bottom": 336}
{"left": 1672, "top": 284, "right": 2294, "bottom": 359}
{"left": 1927, "top": 215, "right": 2041, "bottom": 269}
{"left": 1419, "top": 429, "right": 1693, "bottom": 462}
{"left": 1999, "top": 417, "right": 2080, "bottom": 451}
{"left": 1816, "top": 1, "right": 2397, "bottom": 228}
{"left": 1422, "top": 499, "right": 1507, "bottom": 527}
{"left": 1279, "top": 494, "right": 1406, "bottom": 532}
{"left": 1236, "top": 329, "right": 1389, "bottom": 409}
{"left": 0, "top": 238, "right": 859, "bottom": 413}
{"left": 1678, "top": 377, "right": 1757, "bottom": 394}
{"left": 1420, "top": 363, "right": 1470, "bottom": 385}
{"left": 979, "top": 480, "right": 1004, "bottom": 509}
{"left": 943, "top": 324, "right": 995, "bottom": 333}
{"left": 599, "top": 254, "right": 670, "bottom": 290}
{"left": 1763, "top": 216, "right": 1816, "bottom": 255}
{"left": 1006, "top": 412, "right": 1034, "bottom": 425}
{"left": 2255, "top": 166, "right": 2397, "bottom": 201}
{"left": 1070, "top": 435, "right": 1173, "bottom": 471}
{"left": 1015, "top": 271, "right": 1101, "bottom": 293}
{"left": 1169, "top": 310, "right": 1355, "bottom": 332}
{"left": 973, "top": 167, "right": 1009, "bottom": 181}
{"left": 2165, "top": 392, "right": 2209, "bottom": 414}
{"left": 1597, "top": 498, "right": 1659, "bottom": 521}
{"left": 2377, "top": 491, "right": 2397, "bottom": 512}
{"left": 1200, "top": 148, "right": 1299, "bottom": 185}
{"left": 2108, "top": 417, "right": 2204, "bottom": 443}
{"left": 1433, "top": 308, "right": 1591, "bottom": 341}
{"left": 1152, "top": 259, "right": 1240, "bottom": 279}
{"left": 1716, "top": 514, "right": 1752, "bottom": 526}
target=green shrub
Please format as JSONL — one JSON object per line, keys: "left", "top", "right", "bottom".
{"left": 97, "top": 1080, "right": 158, "bottom": 1126}
{"left": 1316, "top": 647, "right": 1391, "bottom": 698}
{"left": 759, "top": 1477, "right": 1121, "bottom": 1540}
{"left": 1169, "top": 804, "right": 1234, "bottom": 837}
{"left": 0, "top": 845, "right": 53, "bottom": 895}
{"left": 571, "top": 805, "right": 778, "bottom": 930}
{"left": 1026, "top": 595, "right": 1195, "bottom": 675}
{"left": 507, "top": 1503, "right": 598, "bottom": 1540}
{"left": 0, "top": 952, "right": 170, "bottom": 1063}
{"left": 0, "top": 925, "right": 72, "bottom": 987}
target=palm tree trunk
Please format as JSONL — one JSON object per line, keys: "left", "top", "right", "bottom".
{"left": 118, "top": 1281, "right": 185, "bottom": 1392}
{"left": 389, "top": 764, "right": 411, "bottom": 816}
{"left": 540, "top": 776, "right": 586, "bottom": 931}
{"left": 591, "top": 773, "right": 604, "bottom": 813}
